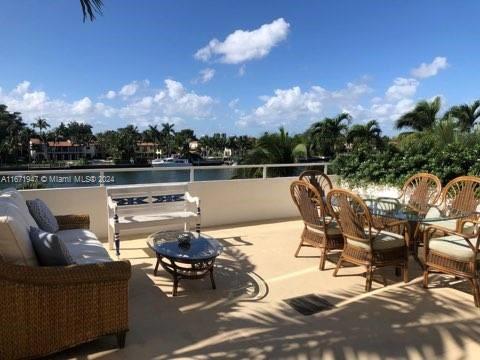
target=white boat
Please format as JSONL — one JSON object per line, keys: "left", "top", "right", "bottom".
{"left": 151, "top": 157, "right": 192, "bottom": 167}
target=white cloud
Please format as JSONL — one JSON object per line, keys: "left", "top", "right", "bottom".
{"left": 385, "top": 77, "right": 419, "bottom": 101}
{"left": 238, "top": 81, "right": 371, "bottom": 128}
{"left": 119, "top": 81, "right": 139, "bottom": 97}
{"left": 228, "top": 98, "right": 239, "bottom": 109}
{"left": 72, "top": 97, "right": 93, "bottom": 115}
{"left": 104, "top": 90, "right": 116, "bottom": 99}
{"left": 195, "top": 18, "right": 290, "bottom": 64}
{"left": 0, "top": 79, "right": 214, "bottom": 130}
{"left": 411, "top": 56, "right": 449, "bottom": 79}
{"left": 13, "top": 81, "right": 31, "bottom": 94}
{"left": 197, "top": 68, "right": 215, "bottom": 83}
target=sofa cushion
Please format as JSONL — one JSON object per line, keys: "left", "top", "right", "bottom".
{"left": 29, "top": 227, "right": 73, "bottom": 266}
{"left": 26, "top": 199, "right": 59, "bottom": 233}
{"left": 0, "top": 204, "right": 38, "bottom": 266}
{"left": 56, "top": 229, "right": 112, "bottom": 264}
{"left": 0, "top": 188, "right": 38, "bottom": 228}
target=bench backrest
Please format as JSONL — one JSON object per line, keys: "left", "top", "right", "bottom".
{"left": 107, "top": 183, "right": 190, "bottom": 215}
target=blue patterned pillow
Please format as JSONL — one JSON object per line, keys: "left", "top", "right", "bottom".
{"left": 29, "top": 227, "right": 73, "bottom": 266}
{"left": 26, "top": 199, "right": 59, "bottom": 233}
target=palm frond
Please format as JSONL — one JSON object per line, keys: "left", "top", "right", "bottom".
{"left": 80, "top": 0, "right": 103, "bottom": 22}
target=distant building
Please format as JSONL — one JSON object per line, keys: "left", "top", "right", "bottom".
{"left": 135, "top": 142, "right": 160, "bottom": 161}
{"left": 29, "top": 139, "right": 97, "bottom": 162}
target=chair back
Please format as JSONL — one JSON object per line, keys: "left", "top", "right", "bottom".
{"left": 327, "top": 189, "right": 373, "bottom": 245}
{"left": 440, "top": 176, "right": 480, "bottom": 216}
{"left": 290, "top": 180, "right": 328, "bottom": 227}
{"left": 401, "top": 173, "right": 442, "bottom": 213}
{"left": 299, "top": 170, "right": 333, "bottom": 198}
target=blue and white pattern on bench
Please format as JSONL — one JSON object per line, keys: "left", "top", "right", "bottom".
{"left": 113, "top": 196, "right": 148, "bottom": 206}
{"left": 152, "top": 194, "right": 184, "bottom": 203}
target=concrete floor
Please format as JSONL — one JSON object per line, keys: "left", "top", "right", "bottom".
{"left": 54, "top": 220, "right": 480, "bottom": 360}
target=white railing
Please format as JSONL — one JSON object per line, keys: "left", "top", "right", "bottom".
{"left": 0, "top": 162, "right": 330, "bottom": 187}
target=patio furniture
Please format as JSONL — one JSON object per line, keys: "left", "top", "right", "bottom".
{"left": 423, "top": 176, "right": 480, "bottom": 235}
{"left": 0, "top": 188, "right": 131, "bottom": 359}
{"left": 327, "top": 189, "right": 408, "bottom": 292}
{"left": 290, "top": 180, "right": 344, "bottom": 270}
{"left": 107, "top": 183, "right": 201, "bottom": 256}
{"left": 147, "top": 230, "right": 222, "bottom": 296}
{"left": 423, "top": 224, "right": 480, "bottom": 307}
{"left": 364, "top": 196, "right": 474, "bottom": 268}
{"left": 398, "top": 173, "right": 442, "bottom": 214}
{"left": 299, "top": 170, "right": 333, "bottom": 198}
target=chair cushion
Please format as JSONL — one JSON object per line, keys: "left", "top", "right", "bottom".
{"left": 306, "top": 221, "right": 342, "bottom": 236}
{"left": 29, "top": 227, "right": 73, "bottom": 266}
{"left": 347, "top": 230, "right": 405, "bottom": 251}
{"left": 26, "top": 199, "right": 59, "bottom": 233}
{"left": 0, "top": 204, "right": 38, "bottom": 266}
{"left": 0, "top": 188, "right": 38, "bottom": 228}
{"left": 56, "top": 229, "right": 112, "bottom": 264}
{"left": 429, "top": 235, "right": 479, "bottom": 261}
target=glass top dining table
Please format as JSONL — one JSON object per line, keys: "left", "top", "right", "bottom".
{"left": 362, "top": 196, "right": 475, "bottom": 267}
{"left": 363, "top": 197, "right": 473, "bottom": 223}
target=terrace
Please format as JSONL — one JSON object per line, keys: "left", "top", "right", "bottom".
{"left": 2, "top": 165, "right": 480, "bottom": 359}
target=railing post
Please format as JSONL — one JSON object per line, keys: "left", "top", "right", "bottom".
{"left": 189, "top": 167, "right": 195, "bottom": 182}
{"left": 262, "top": 166, "right": 267, "bottom": 179}
{"left": 324, "top": 164, "right": 328, "bottom": 175}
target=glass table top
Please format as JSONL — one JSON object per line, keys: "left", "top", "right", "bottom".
{"left": 363, "top": 197, "right": 474, "bottom": 222}
{"left": 147, "top": 231, "right": 223, "bottom": 261}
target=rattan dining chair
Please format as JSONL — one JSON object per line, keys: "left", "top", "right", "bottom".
{"left": 327, "top": 189, "right": 409, "bottom": 292}
{"left": 290, "top": 180, "right": 344, "bottom": 270}
{"left": 424, "top": 176, "right": 480, "bottom": 235}
{"left": 299, "top": 170, "right": 333, "bottom": 198}
{"left": 399, "top": 173, "right": 442, "bottom": 214}
{"left": 423, "top": 224, "right": 480, "bottom": 307}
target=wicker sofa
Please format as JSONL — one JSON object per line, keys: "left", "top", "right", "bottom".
{"left": 0, "top": 188, "right": 131, "bottom": 359}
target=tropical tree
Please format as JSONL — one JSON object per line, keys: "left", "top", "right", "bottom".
{"left": 395, "top": 96, "right": 441, "bottom": 132}
{"left": 31, "top": 118, "right": 50, "bottom": 142}
{"left": 307, "top": 112, "right": 352, "bottom": 158}
{"left": 66, "top": 121, "right": 94, "bottom": 145}
{"left": 117, "top": 125, "right": 141, "bottom": 162}
{"left": 347, "top": 120, "right": 383, "bottom": 148}
{"left": 443, "top": 100, "right": 480, "bottom": 132}
{"left": 161, "top": 123, "right": 175, "bottom": 155}
{"left": 0, "top": 105, "right": 29, "bottom": 164}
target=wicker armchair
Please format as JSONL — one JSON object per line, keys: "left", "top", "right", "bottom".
{"left": 290, "top": 180, "right": 344, "bottom": 270}
{"left": 299, "top": 170, "right": 333, "bottom": 198}
{"left": 425, "top": 176, "right": 480, "bottom": 235}
{"left": 0, "top": 215, "right": 132, "bottom": 360}
{"left": 423, "top": 223, "right": 480, "bottom": 307}
{"left": 399, "top": 173, "right": 442, "bottom": 214}
{"left": 327, "top": 189, "right": 408, "bottom": 292}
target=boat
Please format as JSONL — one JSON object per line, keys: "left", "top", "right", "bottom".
{"left": 151, "top": 157, "right": 192, "bottom": 167}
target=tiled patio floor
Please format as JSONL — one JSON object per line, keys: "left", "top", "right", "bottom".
{"left": 54, "top": 220, "right": 480, "bottom": 359}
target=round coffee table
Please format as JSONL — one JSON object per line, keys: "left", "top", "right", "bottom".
{"left": 147, "top": 231, "right": 223, "bottom": 296}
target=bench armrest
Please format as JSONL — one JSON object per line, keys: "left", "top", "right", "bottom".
{"left": 185, "top": 192, "right": 200, "bottom": 207}
{"left": 55, "top": 214, "right": 90, "bottom": 230}
{"left": 107, "top": 196, "right": 118, "bottom": 212}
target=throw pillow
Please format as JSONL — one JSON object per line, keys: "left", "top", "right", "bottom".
{"left": 29, "top": 227, "right": 73, "bottom": 266}
{"left": 26, "top": 199, "right": 59, "bottom": 233}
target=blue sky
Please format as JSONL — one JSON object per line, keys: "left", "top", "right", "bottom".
{"left": 0, "top": 0, "right": 479, "bottom": 136}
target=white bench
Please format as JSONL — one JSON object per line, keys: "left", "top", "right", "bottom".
{"left": 107, "top": 183, "right": 201, "bottom": 255}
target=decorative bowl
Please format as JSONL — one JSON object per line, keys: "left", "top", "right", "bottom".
{"left": 177, "top": 232, "right": 193, "bottom": 248}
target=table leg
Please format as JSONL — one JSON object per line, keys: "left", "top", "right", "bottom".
{"left": 154, "top": 255, "right": 160, "bottom": 276}
{"left": 172, "top": 261, "right": 179, "bottom": 296}
{"left": 408, "top": 221, "right": 424, "bottom": 270}
{"left": 209, "top": 268, "right": 216, "bottom": 290}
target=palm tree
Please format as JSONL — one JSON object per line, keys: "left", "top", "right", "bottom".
{"left": 31, "top": 118, "right": 50, "bottom": 142}
{"left": 161, "top": 123, "right": 176, "bottom": 155}
{"left": 443, "top": 100, "right": 480, "bottom": 132}
{"left": 347, "top": 120, "right": 382, "bottom": 147}
{"left": 80, "top": 0, "right": 103, "bottom": 21}
{"left": 243, "top": 127, "right": 301, "bottom": 177}
{"left": 395, "top": 96, "right": 441, "bottom": 132}
{"left": 307, "top": 112, "right": 352, "bottom": 158}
